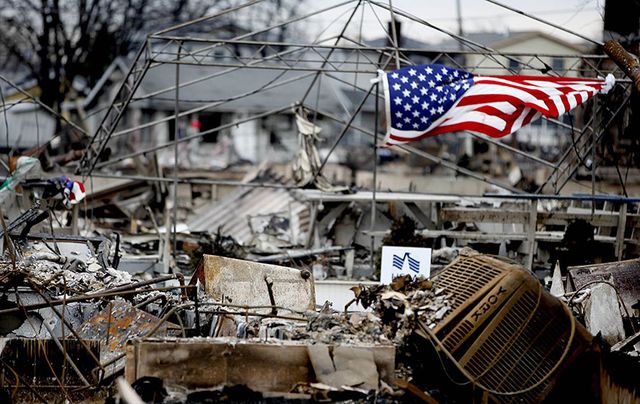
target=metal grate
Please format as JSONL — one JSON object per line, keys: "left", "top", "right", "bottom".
{"left": 442, "top": 319, "right": 474, "bottom": 352}
{"left": 435, "top": 255, "right": 511, "bottom": 311}
{"left": 432, "top": 255, "right": 591, "bottom": 403}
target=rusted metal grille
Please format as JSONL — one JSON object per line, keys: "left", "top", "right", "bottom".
{"left": 442, "top": 319, "right": 474, "bottom": 352}
{"left": 433, "top": 255, "right": 591, "bottom": 403}
{"left": 471, "top": 297, "right": 573, "bottom": 403}
{"left": 435, "top": 255, "right": 510, "bottom": 312}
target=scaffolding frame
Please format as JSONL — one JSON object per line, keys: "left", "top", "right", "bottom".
{"left": 76, "top": 0, "right": 632, "bottom": 198}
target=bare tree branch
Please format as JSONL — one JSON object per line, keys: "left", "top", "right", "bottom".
{"left": 0, "top": 0, "right": 304, "bottom": 112}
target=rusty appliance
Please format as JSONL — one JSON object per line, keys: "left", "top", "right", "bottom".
{"left": 423, "top": 253, "right": 593, "bottom": 403}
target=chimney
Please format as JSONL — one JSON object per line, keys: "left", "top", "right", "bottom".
{"left": 386, "top": 21, "right": 403, "bottom": 48}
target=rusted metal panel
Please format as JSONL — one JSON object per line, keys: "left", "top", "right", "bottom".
{"left": 125, "top": 338, "right": 394, "bottom": 393}
{"left": 200, "top": 255, "right": 316, "bottom": 313}
{"left": 568, "top": 258, "right": 640, "bottom": 316}
{"left": 77, "top": 300, "right": 180, "bottom": 373}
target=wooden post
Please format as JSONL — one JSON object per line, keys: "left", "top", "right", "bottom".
{"left": 604, "top": 40, "right": 640, "bottom": 92}
{"left": 615, "top": 203, "right": 627, "bottom": 260}
{"left": 525, "top": 200, "right": 538, "bottom": 271}
{"left": 71, "top": 204, "right": 79, "bottom": 235}
{"left": 305, "top": 201, "right": 318, "bottom": 249}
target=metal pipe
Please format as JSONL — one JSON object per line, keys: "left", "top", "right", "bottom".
{"left": 141, "top": 55, "right": 629, "bottom": 81}
{"left": 387, "top": 0, "right": 401, "bottom": 69}
{"left": 88, "top": 172, "right": 297, "bottom": 189}
{"left": 0, "top": 276, "right": 185, "bottom": 315}
{"left": 85, "top": 274, "right": 181, "bottom": 295}
{"left": 312, "top": 83, "right": 375, "bottom": 180}
{"left": 147, "top": 36, "right": 611, "bottom": 59}
{"left": 173, "top": 42, "right": 182, "bottom": 260}
{"left": 134, "top": 294, "right": 164, "bottom": 309}
{"left": 604, "top": 40, "right": 640, "bottom": 91}
{"left": 371, "top": 82, "right": 379, "bottom": 273}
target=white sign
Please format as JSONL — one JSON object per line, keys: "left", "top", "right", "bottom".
{"left": 380, "top": 246, "right": 431, "bottom": 284}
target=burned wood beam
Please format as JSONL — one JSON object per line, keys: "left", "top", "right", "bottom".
{"left": 604, "top": 40, "right": 640, "bottom": 92}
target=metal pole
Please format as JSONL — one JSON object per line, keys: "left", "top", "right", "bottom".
{"left": 311, "top": 83, "right": 375, "bottom": 181}
{"left": 370, "top": 83, "right": 379, "bottom": 273}
{"left": 89, "top": 172, "right": 298, "bottom": 189}
{"left": 456, "top": 0, "right": 464, "bottom": 47}
{"left": 173, "top": 42, "right": 182, "bottom": 261}
{"left": 592, "top": 98, "right": 598, "bottom": 214}
{"left": 387, "top": 0, "right": 401, "bottom": 70}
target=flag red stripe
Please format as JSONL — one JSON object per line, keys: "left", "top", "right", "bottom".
{"left": 457, "top": 93, "right": 558, "bottom": 116}
{"left": 383, "top": 65, "right": 609, "bottom": 145}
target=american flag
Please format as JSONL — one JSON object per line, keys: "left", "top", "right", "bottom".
{"left": 380, "top": 64, "right": 614, "bottom": 145}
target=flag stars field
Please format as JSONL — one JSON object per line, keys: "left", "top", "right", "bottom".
{"left": 382, "top": 63, "right": 613, "bottom": 145}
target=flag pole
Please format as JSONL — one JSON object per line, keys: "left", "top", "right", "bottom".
{"left": 387, "top": 0, "right": 402, "bottom": 70}
{"left": 371, "top": 82, "right": 380, "bottom": 275}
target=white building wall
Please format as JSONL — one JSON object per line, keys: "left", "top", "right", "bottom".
{"left": 231, "top": 114, "right": 268, "bottom": 163}
{"left": 467, "top": 36, "right": 583, "bottom": 76}
{"left": 0, "top": 105, "right": 56, "bottom": 149}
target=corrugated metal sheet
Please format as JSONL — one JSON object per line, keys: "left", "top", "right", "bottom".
{"left": 188, "top": 183, "right": 309, "bottom": 245}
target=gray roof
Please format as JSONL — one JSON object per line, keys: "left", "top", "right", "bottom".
{"left": 133, "top": 58, "right": 380, "bottom": 113}
{"left": 187, "top": 178, "right": 310, "bottom": 245}
{"left": 435, "top": 31, "right": 586, "bottom": 53}
{"left": 364, "top": 36, "right": 432, "bottom": 49}
{"left": 435, "top": 32, "right": 512, "bottom": 51}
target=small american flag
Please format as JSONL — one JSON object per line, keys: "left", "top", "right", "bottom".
{"left": 379, "top": 64, "right": 614, "bottom": 145}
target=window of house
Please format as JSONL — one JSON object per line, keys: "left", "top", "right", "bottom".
{"left": 199, "top": 113, "right": 223, "bottom": 143}
{"left": 552, "top": 57, "right": 564, "bottom": 72}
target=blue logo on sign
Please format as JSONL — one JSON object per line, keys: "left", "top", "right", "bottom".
{"left": 392, "top": 253, "right": 420, "bottom": 273}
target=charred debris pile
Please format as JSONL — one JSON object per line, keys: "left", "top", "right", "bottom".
{"left": 0, "top": 157, "right": 637, "bottom": 403}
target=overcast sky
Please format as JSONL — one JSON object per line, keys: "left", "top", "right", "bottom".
{"left": 305, "top": 0, "right": 604, "bottom": 46}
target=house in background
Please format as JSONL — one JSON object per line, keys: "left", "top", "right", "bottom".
{"left": 70, "top": 51, "right": 380, "bottom": 170}
{"left": 0, "top": 80, "right": 56, "bottom": 153}
{"left": 447, "top": 31, "right": 588, "bottom": 76}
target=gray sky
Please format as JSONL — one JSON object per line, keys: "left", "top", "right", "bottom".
{"left": 306, "top": 0, "right": 604, "bottom": 46}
